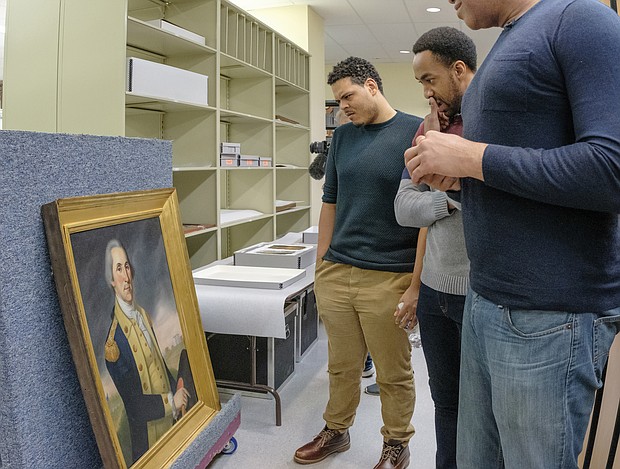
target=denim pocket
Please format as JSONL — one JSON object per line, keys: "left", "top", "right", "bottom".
{"left": 593, "top": 310, "right": 620, "bottom": 382}
{"left": 505, "top": 308, "right": 574, "bottom": 338}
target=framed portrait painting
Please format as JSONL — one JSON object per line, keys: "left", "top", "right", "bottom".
{"left": 42, "top": 188, "right": 220, "bottom": 469}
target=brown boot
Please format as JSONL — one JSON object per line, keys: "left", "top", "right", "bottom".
{"left": 373, "top": 440, "right": 410, "bottom": 469}
{"left": 294, "top": 426, "right": 350, "bottom": 464}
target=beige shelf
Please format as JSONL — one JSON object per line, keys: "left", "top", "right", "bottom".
{"left": 220, "top": 53, "right": 272, "bottom": 79}
{"left": 127, "top": 16, "right": 217, "bottom": 57}
{"left": 220, "top": 212, "right": 273, "bottom": 228}
{"left": 275, "top": 205, "right": 311, "bottom": 215}
{"left": 219, "top": 108, "right": 272, "bottom": 124}
{"left": 184, "top": 225, "right": 219, "bottom": 238}
{"left": 126, "top": 92, "right": 216, "bottom": 112}
{"left": 219, "top": 166, "right": 272, "bottom": 171}
{"left": 275, "top": 120, "right": 310, "bottom": 131}
{"left": 173, "top": 165, "right": 216, "bottom": 172}
{"left": 7, "top": 0, "right": 313, "bottom": 268}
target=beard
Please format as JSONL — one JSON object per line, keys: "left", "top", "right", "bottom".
{"left": 442, "top": 76, "right": 463, "bottom": 117}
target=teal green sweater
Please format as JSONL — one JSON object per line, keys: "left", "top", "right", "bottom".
{"left": 322, "top": 111, "right": 421, "bottom": 272}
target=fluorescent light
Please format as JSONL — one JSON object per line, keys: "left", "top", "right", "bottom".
{"left": 426, "top": 7, "right": 441, "bottom": 13}
{"left": 399, "top": 50, "right": 411, "bottom": 54}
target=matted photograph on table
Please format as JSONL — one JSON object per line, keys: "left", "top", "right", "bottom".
{"left": 42, "top": 188, "right": 220, "bottom": 469}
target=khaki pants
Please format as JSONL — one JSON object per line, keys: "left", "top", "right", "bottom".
{"left": 315, "top": 260, "right": 416, "bottom": 443}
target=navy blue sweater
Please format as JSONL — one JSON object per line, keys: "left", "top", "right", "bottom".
{"left": 322, "top": 111, "right": 422, "bottom": 272}
{"left": 461, "top": 0, "right": 620, "bottom": 311}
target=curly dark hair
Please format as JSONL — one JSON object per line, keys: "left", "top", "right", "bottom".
{"left": 412, "top": 27, "right": 477, "bottom": 72}
{"left": 327, "top": 56, "right": 384, "bottom": 93}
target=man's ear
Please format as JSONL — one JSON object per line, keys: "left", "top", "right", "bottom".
{"left": 365, "top": 77, "right": 379, "bottom": 96}
{"left": 453, "top": 60, "right": 467, "bottom": 79}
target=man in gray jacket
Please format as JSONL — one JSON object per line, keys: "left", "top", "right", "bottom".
{"left": 393, "top": 27, "right": 476, "bottom": 469}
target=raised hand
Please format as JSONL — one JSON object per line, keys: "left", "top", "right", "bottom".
{"left": 424, "top": 97, "right": 449, "bottom": 133}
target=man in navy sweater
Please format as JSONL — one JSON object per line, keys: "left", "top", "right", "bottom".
{"left": 294, "top": 57, "right": 421, "bottom": 469}
{"left": 406, "top": 0, "right": 620, "bottom": 468}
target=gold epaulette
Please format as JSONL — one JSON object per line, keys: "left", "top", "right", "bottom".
{"left": 105, "top": 317, "right": 120, "bottom": 363}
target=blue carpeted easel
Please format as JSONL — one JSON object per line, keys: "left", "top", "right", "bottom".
{"left": 0, "top": 131, "right": 240, "bottom": 469}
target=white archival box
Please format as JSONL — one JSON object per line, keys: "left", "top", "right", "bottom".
{"left": 221, "top": 142, "right": 241, "bottom": 155}
{"left": 126, "top": 57, "right": 208, "bottom": 106}
{"left": 234, "top": 242, "right": 317, "bottom": 269}
{"left": 145, "top": 19, "right": 206, "bottom": 45}
{"left": 239, "top": 155, "right": 260, "bottom": 167}
{"left": 302, "top": 226, "right": 318, "bottom": 244}
{"left": 193, "top": 264, "right": 305, "bottom": 290}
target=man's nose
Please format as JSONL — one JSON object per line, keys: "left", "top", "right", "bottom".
{"left": 424, "top": 88, "right": 434, "bottom": 99}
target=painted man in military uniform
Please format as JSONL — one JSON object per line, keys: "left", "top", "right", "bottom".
{"left": 104, "top": 239, "right": 189, "bottom": 464}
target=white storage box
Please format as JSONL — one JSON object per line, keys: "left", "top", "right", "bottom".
{"left": 221, "top": 142, "right": 241, "bottom": 155}
{"left": 239, "top": 155, "right": 260, "bottom": 167}
{"left": 259, "top": 157, "right": 273, "bottom": 167}
{"left": 234, "top": 242, "right": 317, "bottom": 269}
{"left": 145, "top": 19, "right": 205, "bottom": 45}
{"left": 126, "top": 57, "right": 208, "bottom": 106}
{"left": 220, "top": 155, "right": 239, "bottom": 167}
{"left": 302, "top": 226, "right": 319, "bottom": 244}
{"left": 193, "top": 264, "right": 305, "bottom": 289}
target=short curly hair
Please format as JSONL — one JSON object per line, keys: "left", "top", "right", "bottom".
{"left": 327, "top": 56, "right": 384, "bottom": 93}
{"left": 412, "top": 27, "right": 477, "bottom": 72}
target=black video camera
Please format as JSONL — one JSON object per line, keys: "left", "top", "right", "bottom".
{"left": 310, "top": 140, "right": 330, "bottom": 155}
{"left": 308, "top": 140, "right": 330, "bottom": 180}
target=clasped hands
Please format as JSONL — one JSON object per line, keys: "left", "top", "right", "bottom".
{"left": 405, "top": 98, "right": 486, "bottom": 189}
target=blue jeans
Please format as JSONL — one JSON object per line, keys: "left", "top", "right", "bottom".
{"left": 417, "top": 282, "right": 465, "bottom": 469}
{"left": 457, "top": 289, "right": 620, "bottom": 469}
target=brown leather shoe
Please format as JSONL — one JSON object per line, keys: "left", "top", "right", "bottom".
{"left": 294, "top": 426, "right": 350, "bottom": 464}
{"left": 373, "top": 440, "right": 410, "bottom": 469}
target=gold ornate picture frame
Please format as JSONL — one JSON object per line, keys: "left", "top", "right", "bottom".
{"left": 42, "top": 188, "right": 220, "bottom": 468}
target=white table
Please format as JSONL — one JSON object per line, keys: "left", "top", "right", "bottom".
{"left": 193, "top": 234, "right": 316, "bottom": 425}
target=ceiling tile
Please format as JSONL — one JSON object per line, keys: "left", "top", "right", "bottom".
{"left": 326, "top": 24, "right": 375, "bottom": 44}
{"left": 366, "top": 23, "right": 418, "bottom": 46}
{"left": 296, "top": 0, "right": 360, "bottom": 25}
{"left": 405, "top": 2, "right": 460, "bottom": 22}
{"left": 348, "top": 0, "right": 412, "bottom": 24}
{"left": 340, "top": 42, "right": 390, "bottom": 61}
{"left": 413, "top": 21, "right": 462, "bottom": 37}
{"left": 229, "top": 0, "right": 502, "bottom": 64}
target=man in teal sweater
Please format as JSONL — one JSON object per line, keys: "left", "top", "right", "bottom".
{"left": 407, "top": 0, "right": 620, "bottom": 467}
{"left": 294, "top": 57, "right": 421, "bottom": 469}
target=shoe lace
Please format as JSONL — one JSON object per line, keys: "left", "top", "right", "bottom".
{"left": 317, "top": 428, "right": 340, "bottom": 444}
{"left": 380, "top": 442, "right": 403, "bottom": 463}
